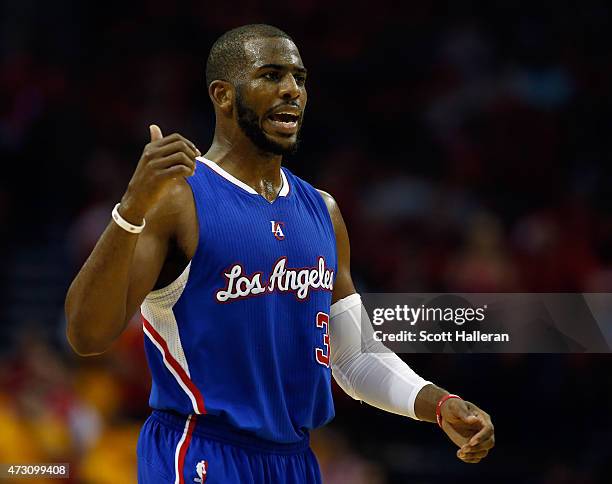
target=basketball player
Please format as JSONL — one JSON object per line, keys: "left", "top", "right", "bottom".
{"left": 65, "top": 24, "right": 494, "bottom": 483}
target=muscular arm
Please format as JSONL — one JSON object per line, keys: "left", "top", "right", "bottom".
{"left": 65, "top": 186, "right": 187, "bottom": 355}
{"left": 318, "top": 189, "right": 445, "bottom": 419}
{"left": 318, "top": 190, "right": 494, "bottom": 463}
{"left": 65, "top": 127, "right": 198, "bottom": 355}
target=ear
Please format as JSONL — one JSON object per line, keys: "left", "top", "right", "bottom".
{"left": 209, "top": 80, "right": 234, "bottom": 114}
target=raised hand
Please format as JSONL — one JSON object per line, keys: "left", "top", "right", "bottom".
{"left": 119, "top": 124, "right": 201, "bottom": 224}
{"left": 440, "top": 398, "right": 495, "bottom": 464}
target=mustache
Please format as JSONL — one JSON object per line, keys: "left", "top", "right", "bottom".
{"left": 265, "top": 102, "right": 302, "bottom": 118}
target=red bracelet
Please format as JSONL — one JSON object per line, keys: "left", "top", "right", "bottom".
{"left": 436, "top": 394, "right": 462, "bottom": 428}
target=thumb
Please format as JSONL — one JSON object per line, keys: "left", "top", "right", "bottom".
{"left": 450, "top": 401, "right": 479, "bottom": 424}
{"left": 460, "top": 413, "right": 480, "bottom": 425}
{"left": 149, "top": 124, "right": 163, "bottom": 142}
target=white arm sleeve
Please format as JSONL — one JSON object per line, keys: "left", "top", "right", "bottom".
{"left": 329, "top": 293, "right": 432, "bottom": 420}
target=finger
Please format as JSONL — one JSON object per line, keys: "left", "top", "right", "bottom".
{"left": 162, "top": 164, "right": 195, "bottom": 179}
{"left": 151, "top": 152, "right": 196, "bottom": 172}
{"left": 462, "top": 440, "right": 493, "bottom": 453}
{"left": 459, "top": 448, "right": 489, "bottom": 459}
{"left": 458, "top": 450, "right": 487, "bottom": 463}
{"left": 461, "top": 414, "right": 480, "bottom": 425}
{"left": 460, "top": 455, "right": 483, "bottom": 464}
{"left": 152, "top": 133, "right": 199, "bottom": 153}
{"left": 468, "top": 422, "right": 494, "bottom": 447}
{"left": 464, "top": 433, "right": 495, "bottom": 452}
{"left": 150, "top": 124, "right": 163, "bottom": 142}
{"left": 448, "top": 400, "right": 478, "bottom": 423}
{"left": 153, "top": 140, "right": 198, "bottom": 160}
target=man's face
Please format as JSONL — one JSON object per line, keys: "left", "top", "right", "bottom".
{"left": 234, "top": 37, "right": 307, "bottom": 155}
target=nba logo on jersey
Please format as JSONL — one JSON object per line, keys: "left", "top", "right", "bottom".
{"left": 271, "top": 221, "right": 285, "bottom": 240}
{"left": 194, "top": 460, "right": 208, "bottom": 483}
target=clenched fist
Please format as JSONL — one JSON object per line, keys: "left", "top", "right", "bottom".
{"left": 118, "top": 124, "right": 201, "bottom": 224}
{"left": 440, "top": 398, "right": 495, "bottom": 464}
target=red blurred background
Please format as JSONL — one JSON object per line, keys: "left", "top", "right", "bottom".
{"left": 1, "top": 1, "right": 612, "bottom": 482}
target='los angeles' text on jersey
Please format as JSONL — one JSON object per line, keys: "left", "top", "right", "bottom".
{"left": 216, "top": 256, "right": 334, "bottom": 302}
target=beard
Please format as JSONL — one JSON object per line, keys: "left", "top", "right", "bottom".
{"left": 235, "top": 89, "right": 301, "bottom": 156}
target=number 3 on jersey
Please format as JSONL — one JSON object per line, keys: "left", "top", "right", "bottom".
{"left": 315, "top": 312, "right": 330, "bottom": 367}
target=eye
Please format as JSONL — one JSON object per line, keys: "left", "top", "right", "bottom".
{"left": 294, "top": 74, "right": 307, "bottom": 86}
{"left": 263, "top": 71, "right": 281, "bottom": 81}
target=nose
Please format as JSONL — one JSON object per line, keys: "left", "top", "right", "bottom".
{"left": 278, "top": 73, "right": 300, "bottom": 100}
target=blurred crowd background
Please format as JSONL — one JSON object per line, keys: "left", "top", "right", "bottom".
{"left": 1, "top": 0, "right": 612, "bottom": 482}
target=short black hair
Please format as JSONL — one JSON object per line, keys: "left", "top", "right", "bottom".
{"left": 205, "top": 24, "right": 293, "bottom": 88}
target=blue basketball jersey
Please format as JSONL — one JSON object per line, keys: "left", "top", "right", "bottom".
{"left": 140, "top": 157, "right": 337, "bottom": 443}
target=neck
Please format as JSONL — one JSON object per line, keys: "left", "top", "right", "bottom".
{"left": 204, "top": 128, "right": 284, "bottom": 201}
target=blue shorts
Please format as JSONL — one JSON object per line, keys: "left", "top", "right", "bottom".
{"left": 137, "top": 410, "right": 322, "bottom": 483}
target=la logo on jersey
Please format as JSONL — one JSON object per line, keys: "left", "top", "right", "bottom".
{"left": 194, "top": 460, "right": 208, "bottom": 483}
{"left": 271, "top": 221, "right": 285, "bottom": 240}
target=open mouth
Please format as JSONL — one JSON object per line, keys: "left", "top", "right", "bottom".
{"left": 266, "top": 112, "right": 300, "bottom": 134}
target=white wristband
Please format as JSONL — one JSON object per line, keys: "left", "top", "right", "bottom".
{"left": 112, "top": 203, "right": 146, "bottom": 234}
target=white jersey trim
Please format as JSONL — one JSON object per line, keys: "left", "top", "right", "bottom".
{"left": 196, "top": 156, "right": 290, "bottom": 198}
{"left": 141, "top": 262, "right": 206, "bottom": 414}
{"left": 279, "top": 168, "right": 290, "bottom": 196}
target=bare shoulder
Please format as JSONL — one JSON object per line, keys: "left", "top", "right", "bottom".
{"left": 316, "top": 188, "right": 350, "bottom": 244}
{"left": 317, "top": 190, "right": 356, "bottom": 299}
{"left": 316, "top": 189, "right": 342, "bottom": 224}
{"left": 144, "top": 179, "right": 195, "bottom": 231}
{"left": 316, "top": 188, "right": 335, "bottom": 203}
{"left": 134, "top": 178, "right": 197, "bottom": 260}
